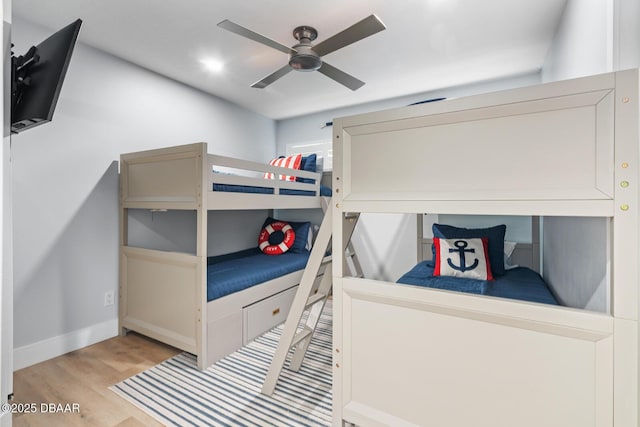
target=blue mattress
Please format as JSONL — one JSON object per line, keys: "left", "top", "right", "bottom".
{"left": 213, "top": 183, "right": 332, "bottom": 197}
{"left": 207, "top": 248, "right": 309, "bottom": 301}
{"left": 397, "top": 261, "right": 559, "bottom": 305}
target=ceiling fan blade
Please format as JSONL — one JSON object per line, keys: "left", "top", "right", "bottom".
{"left": 314, "top": 14, "right": 386, "bottom": 57}
{"left": 317, "top": 62, "right": 364, "bottom": 91}
{"left": 251, "top": 65, "right": 293, "bottom": 89}
{"left": 218, "top": 20, "right": 295, "bottom": 55}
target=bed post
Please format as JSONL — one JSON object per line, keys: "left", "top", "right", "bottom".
{"left": 332, "top": 118, "right": 346, "bottom": 427}
{"left": 196, "top": 142, "right": 208, "bottom": 369}
{"left": 416, "top": 214, "right": 424, "bottom": 263}
{"left": 531, "top": 216, "right": 540, "bottom": 273}
{"left": 118, "top": 164, "right": 128, "bottom": 337}
{"left": 612, "top": 68, "right": 639, "bottom": 426}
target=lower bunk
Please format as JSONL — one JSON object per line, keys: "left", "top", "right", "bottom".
{"left": 120, "top": 232, "right": 324, "bottom": 369}
{"left": 398, "top": 263, "right": 558, "bottom": 305}
{"left": 335, "top": 221, "right": 617, "bottom": 426}
{"left": 337, "top": 277, "right": 615, "bottom": 427}
{"left": 398, "top": 221, "right": 559, "bottom": 307}
{"left": 206, "top": 245, "right": 316, "bottom": 359}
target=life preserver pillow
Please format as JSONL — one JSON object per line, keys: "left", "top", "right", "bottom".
{"left": 258, "top": 221, "right": 296, "bottom": 255}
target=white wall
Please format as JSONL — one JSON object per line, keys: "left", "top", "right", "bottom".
{"left": 542, "top": 0, "right": 613, "bottom": 82}
{"left": 10, "top": 16, "right": 276, "bottom": 369}
{"left": 542, "top": 217, "right": 609, "bottom": 312}
{"left": 614, "top": 0, "right": 640, "bottom": 70}
{"left": 276, "top": 73, "right": 541, "bottom": 281}
{"left": 542, "top": 0, "right": 640, "bottom": 81}
{"left": 127, "top": 209, "right": 271, "bottom": 257}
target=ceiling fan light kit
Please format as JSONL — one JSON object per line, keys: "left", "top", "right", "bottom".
{"left": 289, "top": 26, "right": 322, "bottom": 71}
{"left": 217, "top": 15, "right": 386, "bottom": 90}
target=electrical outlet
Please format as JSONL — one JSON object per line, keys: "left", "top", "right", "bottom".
{"left": 104, "top": 290, "right": 114, "bottom": 307}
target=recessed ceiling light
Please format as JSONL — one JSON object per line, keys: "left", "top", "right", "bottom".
{"left": 200, "top": 58, "right": 224, "bottom": 73}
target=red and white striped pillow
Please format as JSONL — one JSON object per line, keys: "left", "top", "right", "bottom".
{"left": 264, "top": 153, "right": 302, "bottom": 181}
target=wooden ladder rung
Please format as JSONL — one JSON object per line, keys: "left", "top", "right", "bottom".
{"left": 305, "top": 292, "right": 326, "bottom": 309}
{"left": 291, "top": 327, "right": 313, "bottom": 347}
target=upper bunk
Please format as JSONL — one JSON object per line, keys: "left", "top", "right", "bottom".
{"left": 332, "top": 69, "right": 639, "bottom": 218}
{"left": 120, "top": 142, "right": 327, "bottom": 211}
{"left": 331, "top": 69, "right": 639, "bottom": 324}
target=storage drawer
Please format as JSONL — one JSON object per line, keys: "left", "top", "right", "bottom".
{"left": 243, "top": 285, "right": 298, "bottom": 344}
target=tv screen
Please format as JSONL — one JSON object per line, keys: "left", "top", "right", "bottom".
{"left": 11, "top": 19, "right": 82, "bottom": 134}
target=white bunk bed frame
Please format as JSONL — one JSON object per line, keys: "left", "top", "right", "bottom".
{"left": 331, "top": 70, "right": 639, "bottom": 426}
{"left": 119, "top": 142, "right": 325, "bottom": 369}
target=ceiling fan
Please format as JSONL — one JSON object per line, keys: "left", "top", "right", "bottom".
{"left": 217, "top": 14, "right": 386, "bottom": 90}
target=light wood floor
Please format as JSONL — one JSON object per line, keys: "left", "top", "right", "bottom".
{"left": 12, "top": 333, "right": 181, "bottom": 427}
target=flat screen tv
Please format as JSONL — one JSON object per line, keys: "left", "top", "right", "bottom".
{"left": 11, "top": 19, "right": 82, "bottom": 134}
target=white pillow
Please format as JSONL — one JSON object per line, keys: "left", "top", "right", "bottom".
{"left": 503, "top": 240, "right": 519, "bottom": 270}
{"left": 305, "top": 226, "right": 315, "bottom": 251}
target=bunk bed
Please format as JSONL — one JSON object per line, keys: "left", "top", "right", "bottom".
{"left": 331, "top": 69, "right": 639, "bottom": 426}
{"left": 119, "top": 142, "right": 329, "bottom": 369}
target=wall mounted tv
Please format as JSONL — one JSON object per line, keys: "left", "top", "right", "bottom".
{"left": 11, "top": 19, "right": 82, "bottom": 134}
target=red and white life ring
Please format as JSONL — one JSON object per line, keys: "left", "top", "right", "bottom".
{"left": 258, "top": 221, "right": 296, "bottom": 255}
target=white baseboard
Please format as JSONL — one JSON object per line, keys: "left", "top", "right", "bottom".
{"left": 13, "top": 318, "right": 118, "bottom": 371}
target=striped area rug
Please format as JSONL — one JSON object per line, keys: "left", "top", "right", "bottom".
{"left": 110, "top": 304, "right": 332, "bottom": 426}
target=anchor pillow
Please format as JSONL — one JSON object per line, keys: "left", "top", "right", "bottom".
{"left": 432, "top": 223, "right": 506, "bottom": 276}
{"left": 433, "top": 237, "right": 494, "bottom": 280}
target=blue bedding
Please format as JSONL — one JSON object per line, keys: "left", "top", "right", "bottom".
{"left": 207, "top": 248, "right": 309, "bottom": 301}
{"left": 397, "top": 261, "right": 559, "bottom": 305}
{"left": 213, "top": 183, "right": 332, "bottom": 197}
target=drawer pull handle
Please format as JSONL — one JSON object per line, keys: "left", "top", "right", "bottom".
{"left": 272, "top": 308, "right": 280, "bottom": 316}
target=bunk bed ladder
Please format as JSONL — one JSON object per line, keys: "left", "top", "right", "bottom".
{"left": 261, "top": 198, "right": 361, "bottom": 395}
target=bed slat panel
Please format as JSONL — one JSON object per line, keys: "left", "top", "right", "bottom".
{"left": 121, "top": 143, "right": 204, "bottom": 207}
{"left": 207, "top": 191, "right": 323, "bottom": 210}
{"left": 341, "top": 90, "right": 614, "bottom": 204}
{"left": 340, "top": 279, "right": 614, "bottom": 427}
{"left": 120, "top": 247, "right": 201, "bottom": 352}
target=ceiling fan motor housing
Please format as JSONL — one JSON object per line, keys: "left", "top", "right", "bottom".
{"left": 289, "top": 25, "right": 322, "bottom": 71}
{"left": 289, "top": 46, "right": 322, "bottom": 71}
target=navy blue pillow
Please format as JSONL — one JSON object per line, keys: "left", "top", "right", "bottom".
{"left": 262, "top": 217, "right": 311, "bottom": 253}
{"left": 297, "top": 154, "right": 317, "bottom": 184}
{"left": 432, "top": 223, "right": 506, "bottom": 276}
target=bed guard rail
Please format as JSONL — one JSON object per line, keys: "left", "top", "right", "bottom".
{"left": 208, "top": 154, "right": 322, "bottom": 196}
